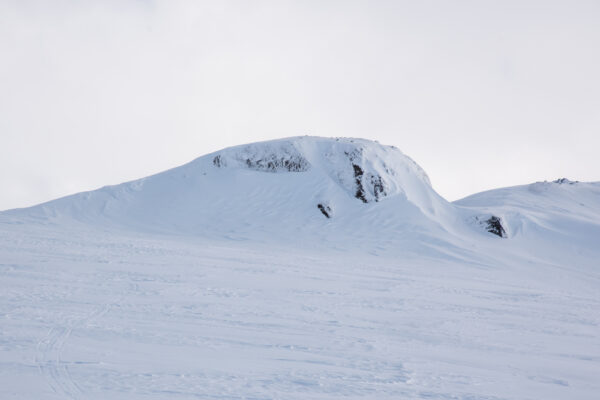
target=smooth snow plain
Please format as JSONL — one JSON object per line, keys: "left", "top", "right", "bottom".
{"left": 1, "top": 137, "right": 599, "bottom": 399}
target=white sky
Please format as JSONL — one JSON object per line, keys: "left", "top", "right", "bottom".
{"left": 1, "top": 0, "right": 599, "bottom": 211}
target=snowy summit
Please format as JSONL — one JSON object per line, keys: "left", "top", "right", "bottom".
{"left": 5, "top": 137, "right": 443, "bottom": 234}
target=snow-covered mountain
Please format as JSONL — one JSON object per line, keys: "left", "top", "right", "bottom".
{"left": 2, "top": 137, "right": 450, "bottom": 234}
{"left": 4, "top": 136, "right": 598, "bottom": 258}
{"left": 1, "top": 137, "right": 599, "bottom": 400}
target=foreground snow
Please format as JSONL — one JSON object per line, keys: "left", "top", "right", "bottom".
{"left": 1, "top": 137, "right": 599, "bottom": 399}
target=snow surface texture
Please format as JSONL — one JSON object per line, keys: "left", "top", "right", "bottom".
{"left": 1, "top": 136, "right": 599, "bottom": 399}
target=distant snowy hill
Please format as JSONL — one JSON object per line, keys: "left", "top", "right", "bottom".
{"left": 2, "top": 137, "right": 449, "bottom": 234}
{"left": 1, "top": 137, "right": 599, "bottom": 400}
{"left": 3, "top": 136, "right": 598, "bottom": 256}
{"left": 455, "top": 178, "right": 600, "bottom": 265}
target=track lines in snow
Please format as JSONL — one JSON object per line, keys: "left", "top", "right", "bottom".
{"left": 34, "top": 292, "right": 126, "bottom": 399}
{"left": 1, "top": 219, "right": 598, "bottom": 399}
{"left": 36, "top": 325, "right": 81, "bottom": 399}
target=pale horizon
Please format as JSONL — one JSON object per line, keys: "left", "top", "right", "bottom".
{"left": 2, "top": 0, "right": 599, "bottom": 210}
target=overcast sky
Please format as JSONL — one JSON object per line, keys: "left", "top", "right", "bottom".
{"left": 1, "top": 0, "right": 599, "bottom": 210}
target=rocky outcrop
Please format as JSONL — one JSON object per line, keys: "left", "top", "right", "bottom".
{"left": 242, "top": 155, "right": 309, "bottom": 172}
{"left": 317, "top": 203, "right": 332, "bottom": 218}
{"left": 485, "top": 216, "right": 506, "bottom": 238}
{"left": 341, "top": 148, "right": 389, "bottom": 203}
{"left": 212, "top": 141, "right": 310, "bottom": 173}
{"left": 553, "top": 178, "right": 578, "bottom": 185}
{"left": 209, "top": 136, "right": 435, "bottom": 207}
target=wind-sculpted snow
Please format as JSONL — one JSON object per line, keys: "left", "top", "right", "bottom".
{"left": 1, "top": 137, "right": 599, "bottom": 399}
{"left": 0, "top": 137, "right": 453, "bottom": 239}
{"left": 455, "top": 180, "right": 600, "bottom": 255}
{"left": 210, "top": 137, "right": 431, "bottom": 204}
{"left": 212, "top": 140, "right": 310, "bottom": 172}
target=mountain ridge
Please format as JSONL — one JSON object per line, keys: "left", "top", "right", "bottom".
{"left": 1, "top": 136, "right": 598, "bottom": 258}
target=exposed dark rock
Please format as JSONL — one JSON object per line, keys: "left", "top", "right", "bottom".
{"left": 350, "top": 163, "right": 388, "bottom": 203}
{"left": 371, "top": 175, "right": 386, "bottom": 201}
{"left": 352, "top": 164, "right": 363, "bottom": 177}
{"left": 213, "top": 155, "right": 224, "bottom": 167}
{"left": 243, "top": 155, "right": 309, "bottom": 172}
{"left": 553, "top": 178, "right": 578, "bottom": 185}
{"left": 486, "top": 216, "right": 506, "bottom": 238}
{"left": 352, "top": 164, "right": 368, "bottom": 203}
{"left": 339, "top": 147, "right": 391, "bottom": 203}
{"left": 317, "top": 203, "right": 332, "bottom": 218}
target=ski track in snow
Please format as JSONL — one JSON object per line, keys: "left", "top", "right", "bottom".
{"left": 35, "top": 309, "right": 97, "bottom": 399}
{"left": 1, "top": 223, "right": 599, "bottom": 399}
{"left": 34, "top": 285, "right": 134, "bottom": 400}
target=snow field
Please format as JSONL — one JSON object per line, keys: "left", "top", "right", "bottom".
{"left": 1, "top": 137, "right": 599, "bottom": 399}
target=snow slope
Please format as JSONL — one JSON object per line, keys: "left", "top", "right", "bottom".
{"left": 1, "top": 137, "right": 599, "bottom": 399}
{"left": 2, "top": 137, "right": 449, "bottom": 234}
{"left": 455, "top": 178, "right": 600, "bottom": 267}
